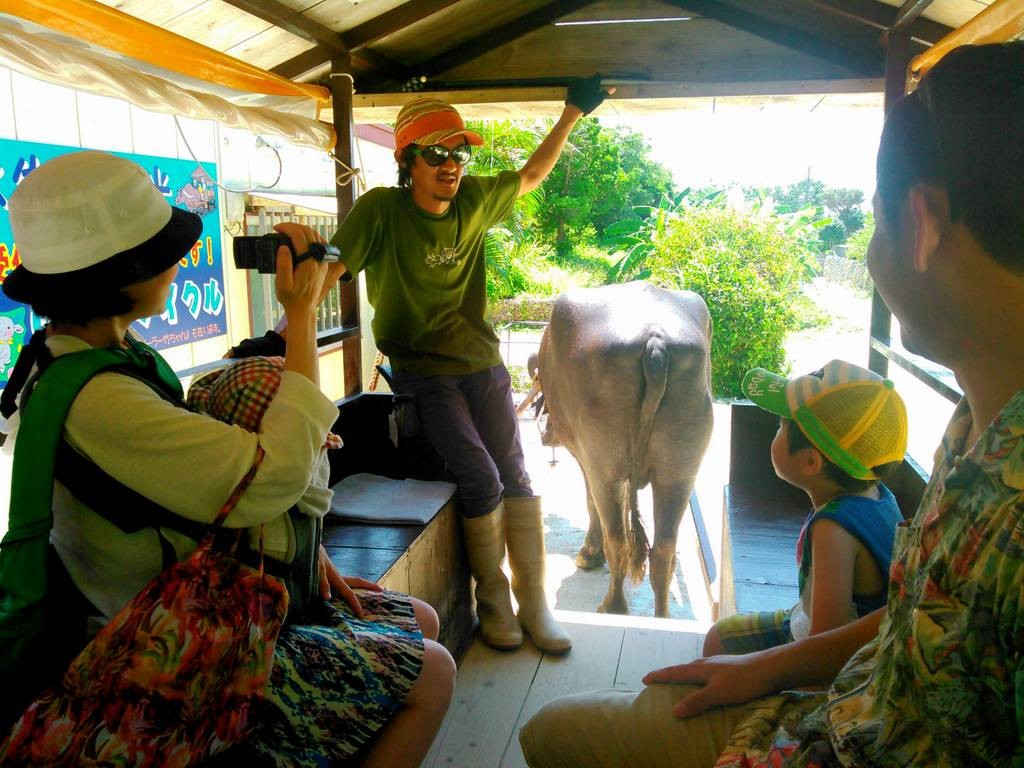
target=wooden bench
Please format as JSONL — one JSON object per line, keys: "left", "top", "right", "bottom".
{"left": 720, "top": 401, "right": 929, "bottom": 618}
{"left": 325, "top": 392, "right": 474, "bottom": 657}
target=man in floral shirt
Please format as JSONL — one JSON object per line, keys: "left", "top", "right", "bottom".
{"left": 520, "top": 42, "right": 1024, "bottom": 768}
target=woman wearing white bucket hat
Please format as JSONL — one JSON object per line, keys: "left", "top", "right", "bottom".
{"left": 1, "top": 150, "right": 454, "bottom": 766}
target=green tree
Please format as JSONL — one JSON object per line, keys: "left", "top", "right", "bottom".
{"left": 484, "top": 187, "right": 544, "bottom": 299}
{"left": 819, "top": 220, "right": 847, "bottom": 250}
{"left": 465, "top": 120, "right": 551, "bottom": 299}
{"left": 822, "top": 187, "right": 865, "bottom": 234}
{"left": 645, "top": 208, "right": 811, "bottom": 397}
{"left": 844, "top": 211, "right": 875, "bottom": 261}
{"left": 536, "top": 119, "right": 675, "bottom": 254}
{"left": 770, "top": 178, "right": 825, "bottom": 212}
{"left": 466, "top": 117, "right": 676, "bottom": 293}
{"left": 759, "top": 179, "right": 866, "bottom": 247}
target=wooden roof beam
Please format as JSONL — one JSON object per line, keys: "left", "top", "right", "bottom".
{"left": 350, "top": 49, "right": 408, "bottom": 80}
{"left": 351, "top": 78, "right": 884, "bottom": 122}
{"left": 273, "top": 44, "right": 407, "bottom": 82}
{"left": 665, "top": 0, "right": 883, "bottom": 75}
{"left": 273, "top": 46, "right": 337, "bottom": 80}
{"left": 812, "top": 0, "right": 952, "bottom": 44}
{"left": 222, "top": 0, "right": 346, "bottom": 52}
{"left": 344, "top": 0, "right": 463, "bottom": 49}
{"left": 270, "top": 0, "right": 460, "bottom": 83}
{"left": 399, "top": 0, "right": 602, "bottom": 82}
{"left": 892, "top": 0, "right": 936, "bottom": 31}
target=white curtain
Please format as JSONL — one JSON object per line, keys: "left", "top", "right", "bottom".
{"left": 0, "top": 16, "right": 335, "bottom": 151}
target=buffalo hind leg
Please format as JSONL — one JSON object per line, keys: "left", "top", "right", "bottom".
{"left": 650, "top": 482, "right": 691, "bottom": 618}
{"left": 575, "top": 475, "right": 606, "bottom": 570}
{"left": 591, "top": 477, "right": 629, "bottom": 614}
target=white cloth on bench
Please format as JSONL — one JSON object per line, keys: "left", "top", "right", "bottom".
{"left": 329, "top": 473, "right": 457, "bottom": 525}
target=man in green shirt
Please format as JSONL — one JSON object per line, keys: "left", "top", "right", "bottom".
{"left": 331, "top": 80, "right": 610, "bottom": 654}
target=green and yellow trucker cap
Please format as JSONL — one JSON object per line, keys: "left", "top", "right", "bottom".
{"left": 741, "top": 360, "right": 908, "bottom": 480}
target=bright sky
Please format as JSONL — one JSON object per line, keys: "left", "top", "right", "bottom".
{"left": 606, "top": 97, "right": 885, "bottom": 202}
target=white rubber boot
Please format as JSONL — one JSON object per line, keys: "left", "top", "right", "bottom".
{"left": 504, "top": 496, "right": 573, "bottom": 654}
{"left": 462, "top": 504, "right": 523, "bottom": 650}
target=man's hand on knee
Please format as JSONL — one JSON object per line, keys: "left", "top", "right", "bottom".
{"left": 644, "top": 652, "right": 777, "bottom": 718}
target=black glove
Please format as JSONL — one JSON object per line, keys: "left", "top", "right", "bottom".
{"left": 227, "top": 329, "right": 286, "bottom": 359}
{"left": 565, "top": 75, "right": 608, "bottom": 116}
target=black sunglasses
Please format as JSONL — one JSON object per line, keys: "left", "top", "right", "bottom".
{"left": 412, "top": 143, "right": 472, "bottom": 167}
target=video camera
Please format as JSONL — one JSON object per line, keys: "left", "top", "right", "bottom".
{"left": 233, "top": 233, "right": 341, "bottom": 274}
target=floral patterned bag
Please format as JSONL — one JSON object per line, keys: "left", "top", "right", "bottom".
{"left": 0, "top": 447, "right": 289, "bottom": 767}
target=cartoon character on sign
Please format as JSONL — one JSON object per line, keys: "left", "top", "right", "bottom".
{"left": 175, "top": 168, "right": 216, "bottom": 216}
{"left": 0, "top": 308, "right": 26, "bottom": 383}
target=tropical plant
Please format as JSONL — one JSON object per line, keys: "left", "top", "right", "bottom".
{"left": 602, "top": 188, "right": 724, "bottom": 283}
{"left": 774, "top": 205, "right": 831, "bottom": 273}
{"left": 768, "top": 178, "right": 826, "bottom": 213}
{"left": 466, "top": 119, "right": 550, "bottom": 178}
{"left": 645, "top": 207, "right": 811, "bottom": 397}
{"left": 753, "top": 179, "right": 867, "bottom": 249}
{"left": 467, "top": 117, "right": 675, "bottom": 296}
{"left": 485, "top": 186, "right": 544, "bottom": 299}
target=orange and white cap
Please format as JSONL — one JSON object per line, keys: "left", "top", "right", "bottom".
{"left": 394, "top": 98, "right": 483, "bottom": 150}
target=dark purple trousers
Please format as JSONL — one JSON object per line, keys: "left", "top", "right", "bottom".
{"left": 391, "top": 364, "right": 533, "bottom": 518}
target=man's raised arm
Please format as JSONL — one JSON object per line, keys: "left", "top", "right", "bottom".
{"left": 517, "top": 75, "right": 613, "bottom": 196}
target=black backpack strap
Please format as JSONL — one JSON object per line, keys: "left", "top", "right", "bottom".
{"left": 1, "top": 329, "right": 51, "bottom": 420}
{"left": 53, "top": 439, "right": 208, "bottom": 543}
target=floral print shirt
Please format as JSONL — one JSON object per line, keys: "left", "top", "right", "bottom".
{"left": 716, "top": 389, "right": 1024, "bottom": 768}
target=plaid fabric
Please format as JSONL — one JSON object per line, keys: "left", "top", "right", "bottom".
{"left": 715, "top": 607, "right": 794, "bottom": 654}
{"left": 188, "top": 356, "right": 282, "bottom": 432}
{"left": 188, "top": 356, "right": 341, "bottom": 448}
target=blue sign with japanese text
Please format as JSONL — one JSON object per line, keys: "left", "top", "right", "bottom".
{"left": 0, "top": 139, "right": 226, "bottom": 386}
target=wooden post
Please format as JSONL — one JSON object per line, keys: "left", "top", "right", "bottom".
{"left": 868, "top": 31, "right": 914, "bottom": 378}
{"left": 331, "top": 54, "right": 362, "bottom": 396}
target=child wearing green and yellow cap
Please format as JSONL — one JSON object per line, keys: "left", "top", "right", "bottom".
{"left": 703, "top": 359, "right": 908, "bottom": 656}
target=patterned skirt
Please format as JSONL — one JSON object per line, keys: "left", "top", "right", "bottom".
{"left": 243, "top": 589, "right": 425, "bottom": 767}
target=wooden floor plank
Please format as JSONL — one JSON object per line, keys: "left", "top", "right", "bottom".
{"left": 615, "top": 627, "right": 703, "bottom": 690}
{"left": 424, "top": 613, "right": 711, "bottom": 768}
{"left": 424, "top": 639, "right": 542, "bottom": 768}
{"left": 501, "top": 623, "right": 626, "bottom": 768}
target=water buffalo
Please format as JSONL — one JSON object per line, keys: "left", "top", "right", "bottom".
{"left": 537, "top": 282, "right": 713, "bottom": 617}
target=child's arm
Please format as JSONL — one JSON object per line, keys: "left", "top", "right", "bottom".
{"left": 807, "top": 518, "right": 860, "bottom": 635}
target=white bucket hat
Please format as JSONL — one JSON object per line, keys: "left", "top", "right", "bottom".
{"left": 2, "top": 150, "right": 202, "bottom": 304}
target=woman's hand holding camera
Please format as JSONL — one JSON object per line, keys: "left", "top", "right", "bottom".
{"left": 272, "top": 223, "right": 327, "bottom": 384}
{"left": 272, "top": 223, "right": 329, "bottom": 317}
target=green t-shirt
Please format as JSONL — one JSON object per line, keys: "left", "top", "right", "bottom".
{"left": 331, "top": 171, "right": 520, "bottom": 376}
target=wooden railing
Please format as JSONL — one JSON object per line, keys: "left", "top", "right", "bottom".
{"left": 242, "top": 206, "right": 350, "bottom": 342}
